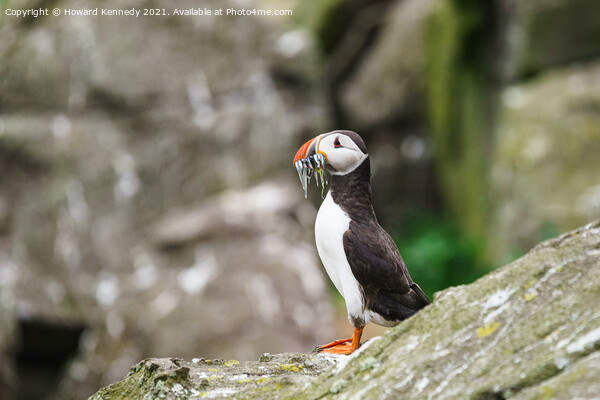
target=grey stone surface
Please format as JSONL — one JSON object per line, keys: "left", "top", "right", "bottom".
{"left": 339, "top": 0, "right": 434, "bottom": 130}
{"left": 90, "top": 220, "right": 600, "bottom": 399}
{"left": 90, "top": 353, "right": 341, "bottom": 400}
{"left": 491, "top": 62, "right": 600, "bottom": 262}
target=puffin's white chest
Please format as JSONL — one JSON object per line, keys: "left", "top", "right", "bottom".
{"left": 315, "top": 193, "right": 364, "bottom": 320}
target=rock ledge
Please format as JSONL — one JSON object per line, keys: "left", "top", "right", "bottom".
{"left": 91, "top": 220, "right": 600, "bottom": 399}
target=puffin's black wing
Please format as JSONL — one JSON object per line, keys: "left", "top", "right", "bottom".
{"left": 343, "top": 221, "right": 430, "bottom": 321}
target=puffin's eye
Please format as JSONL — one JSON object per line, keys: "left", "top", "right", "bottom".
{"left": 333, "top": 137, "right": 342, "bottom": 148}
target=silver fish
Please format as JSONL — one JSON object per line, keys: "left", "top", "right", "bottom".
{"left": 295, "top": 153, "right": 328, "bottom": 199}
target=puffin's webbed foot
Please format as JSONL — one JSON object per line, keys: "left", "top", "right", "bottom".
{"left": 314, "top": 327, "right": 363, "bottom": 355}
{"left": 313, "top": 337, "right": 352, "bottom": 352}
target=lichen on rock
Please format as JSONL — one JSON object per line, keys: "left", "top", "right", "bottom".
{"left": 90, "top": 220, "right": 600, "bottom": 399}
{"left": 89, "top": 353, "right": 340, "bottom": 400}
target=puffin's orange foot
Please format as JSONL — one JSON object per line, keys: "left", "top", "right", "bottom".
{"left": 314, "top": 327, "right": 364, "bottom": 355}
{"left": 317, "top": 340, "right": 359, "bottom": 355}
{"left": 313, "top": 337, "right": 352, "bottom": 352}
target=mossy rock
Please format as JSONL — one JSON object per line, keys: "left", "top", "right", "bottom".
{"left": 89, "top": 353, "right": 339, "bottom": 400}
{"left": 90, "top": 220, "right": 600, "bottom": 399}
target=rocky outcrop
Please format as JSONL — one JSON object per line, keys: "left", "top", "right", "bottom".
{"left": 90, "top": 220, "right": 600, "bottom": 399}
{"left": 90, "top": 353, "right": 340, "bottom": 400}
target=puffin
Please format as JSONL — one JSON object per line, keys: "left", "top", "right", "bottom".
{"left": 293, "top": 130, "right": 430, "bottom": 355}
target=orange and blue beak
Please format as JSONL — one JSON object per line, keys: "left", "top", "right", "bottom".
{"left": 293, "top": 135, "right": 327, "bottom": 199}
{"left": 293, "top": 136, "right": 319, "bottom": 164}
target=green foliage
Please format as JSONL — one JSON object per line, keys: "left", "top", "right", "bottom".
{"left": 424, "top": 0, "right": 497, "bottom": 255}
{"left": 539, "top": 221, "right": 562, "bottom": 242}
{"left": 391, "top": 209, "right": 491, "bottom": 299}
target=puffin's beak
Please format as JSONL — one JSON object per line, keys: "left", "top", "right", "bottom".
{"left": 293, "top": 134, "right": 327, "bottom": 164}
{"left": 293, "top": 136, "right": 318, "bottom": 164}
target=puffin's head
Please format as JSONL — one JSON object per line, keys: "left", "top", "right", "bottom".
{"left": 293, "top": 130, "right": 368, "bottom": 175}
{"left": 292, "top": 130, "right": 368, "bottom": 198}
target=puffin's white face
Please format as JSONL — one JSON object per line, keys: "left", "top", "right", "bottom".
{"left": 316, "top": 133, "right": 368, "bottom": 175}
{"left": 293, "top": 130, "right": 369, "bottom": 198}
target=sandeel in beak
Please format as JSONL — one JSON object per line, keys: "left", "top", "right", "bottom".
{"left": 293, "top": 135, "right": 328, "bottom": 199}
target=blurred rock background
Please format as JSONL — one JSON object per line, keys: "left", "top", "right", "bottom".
{"left": 0, "top": 0, "right": 598, "bottom": 399}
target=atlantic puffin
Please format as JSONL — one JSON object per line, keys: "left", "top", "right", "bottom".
{"left": 293, "top": 130, "right": 430, "bottom": 354}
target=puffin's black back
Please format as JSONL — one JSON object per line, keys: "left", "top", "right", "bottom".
{"left": 330, "top": 154, "right": 430, "bottom": 325}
